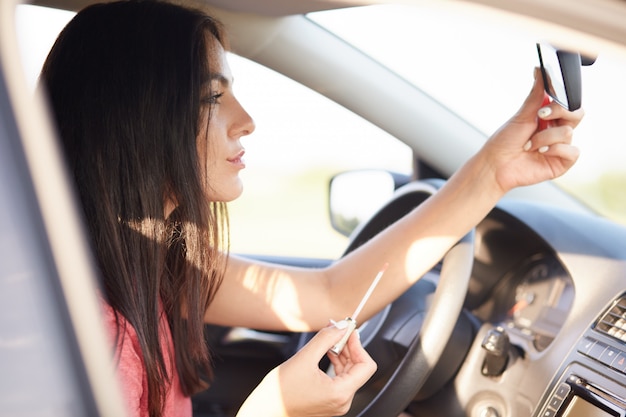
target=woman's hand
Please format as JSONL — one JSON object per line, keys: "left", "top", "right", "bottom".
{"left": 480, "top": 67, "right": 584, "bottom": 194}
{"left": 237, "top": 324, "right": 377, "bottom": 417}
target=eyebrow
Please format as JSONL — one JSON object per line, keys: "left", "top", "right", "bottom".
{"left": 205, "top": 73, "right": 232, "bottom": 88}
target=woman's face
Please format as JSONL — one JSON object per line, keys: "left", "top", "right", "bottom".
{"left": 198, "top": 38, "right": 255, "bottom": 202}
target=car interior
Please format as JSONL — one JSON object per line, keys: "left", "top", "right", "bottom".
{"left": 1, "top": 0, "right": 626, "bottom": 416}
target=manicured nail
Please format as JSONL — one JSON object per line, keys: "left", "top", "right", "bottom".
{"left": 539, "top": 145, "right": 549, "bottom": 153}
{"left": 538, "top": 107, "right": 552, "bottom": 119}
{"left": 524, "top": 140, "right": 533, "bottom": 151}
{"left": 523, "top": 140, "right": 532, "bottom": 151}
{"left": 330, "top": 319, "right": 349, "bottom": 330}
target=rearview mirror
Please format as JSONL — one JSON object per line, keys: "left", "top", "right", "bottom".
{"left": 536, "top": 43, "right": 595, "bottom": 111}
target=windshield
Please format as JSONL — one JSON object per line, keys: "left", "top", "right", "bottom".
{"left": 310, "top": 4, "right": 626, "bottom": 225}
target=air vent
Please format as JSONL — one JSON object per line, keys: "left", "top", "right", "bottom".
{"left": 596, "top": 296, "right": 626, "bottom": 343}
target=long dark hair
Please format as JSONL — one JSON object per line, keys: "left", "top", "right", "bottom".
{"left": 40, "top": 1, "right": 228, "bottom": 416}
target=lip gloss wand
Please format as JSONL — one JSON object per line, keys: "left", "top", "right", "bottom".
{"left": 329, "top": 262, "right": 389, "bottom": 355}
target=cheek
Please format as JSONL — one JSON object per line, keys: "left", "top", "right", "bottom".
{"left": 200, "top": 139, "right": 219, "bottom": 185}
{"left": 196, "top": 112, "right": 209, "bottom": 160}
{"left": 195, "top": 109, "right": 243, "bottom": 201}
{"left": 196, "top": 113, "right": 219, "bottom": 168}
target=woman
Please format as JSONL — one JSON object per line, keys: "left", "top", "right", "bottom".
{"left": 39, "top": 1, "right": 583, "bottom": 416}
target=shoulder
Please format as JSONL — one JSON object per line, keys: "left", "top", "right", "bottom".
{"left": 100, "top": 298, "right": 147, "bottom": 416}
{"left": 100, "top": 299, "right": 143, "bottom": 360}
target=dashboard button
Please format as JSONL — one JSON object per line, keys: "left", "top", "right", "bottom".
{"left": 612, "top": 351, "right": 626, "bottom": 372}
{"left": 577, "top": 337, "right": 596, "bottom": 355}
{"left": 588, "top": 340, "right": 608, "bottom": 360}
{"left": 555, "top": 383, "right": 570, "bottom": 399}
{"left": 599, "top": 346, "right": 620, "bottom": 366}
{"left": 548, "top": 396, "right": 564, "bottom": 410}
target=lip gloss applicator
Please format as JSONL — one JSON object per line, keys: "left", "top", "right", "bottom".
{"left": 329, "top": 262, "right": 389, "bottom": 355}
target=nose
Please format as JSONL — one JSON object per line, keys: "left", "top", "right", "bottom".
{"left": 232, "top": 98, "right": 255, "bottom": 138}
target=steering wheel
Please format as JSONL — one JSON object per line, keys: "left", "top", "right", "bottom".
{"left": 302, "top": 179, "right": 475, "bottom": 417}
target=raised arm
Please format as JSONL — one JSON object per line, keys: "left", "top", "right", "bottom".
{"left": 205, "top": 68, "right": 583, "bottom": 332}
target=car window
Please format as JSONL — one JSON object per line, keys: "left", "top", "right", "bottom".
{"left": 15, "top": 4, "right": 413, "bottom": 260}
{"left": 14, "top": 5, "right": 74, "bottom": 90}
{"left": 309, "top": 4, "right": 626, "bottom": 226}
{"left": 227, "top": 55, "right": 414, "bottom": 258}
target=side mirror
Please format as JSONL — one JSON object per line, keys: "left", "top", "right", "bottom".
{"left": 536, "top": 43, "right": 596, "bottom": 111}
{"left": 328, "top": 170, "right": 407, "bottom": 237}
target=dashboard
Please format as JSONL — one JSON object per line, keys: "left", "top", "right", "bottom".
{"left": 200, "top": 183, "right": 626, "bottom": 417}
{"left": 413, "top": 197, "right": 626, "bottom": 417}
{"left": 474, "top": 252, "right": 574, "bottom": 353}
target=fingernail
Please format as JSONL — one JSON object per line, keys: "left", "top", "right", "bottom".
{"left": 330, "top": 319, "right": 349, "bottom": 330}
{"left": 539, "top": 145, "right": 549, "bottom": 153}
{"left": 538, "top": 107, "right": 552, "bottom": 119}
{"left": 523, "top": 140, "right": 532, "bottom": 151}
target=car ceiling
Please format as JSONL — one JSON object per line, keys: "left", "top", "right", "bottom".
{"left": 27, "top": 0, "right": 626, "bottom": 55}
{"left": 19, "top": 0, "right": 626, "bottom": 212}
{"left": 31, "top": 0, "right": 360, "bottom": 15}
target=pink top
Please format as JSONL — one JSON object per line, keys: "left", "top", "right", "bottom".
{"left": 101, "top": 300, "right": 192, "bottom": 417}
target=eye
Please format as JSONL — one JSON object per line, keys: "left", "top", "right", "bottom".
{"left": 201, "top": 92, "right": 224, "bottom": 105}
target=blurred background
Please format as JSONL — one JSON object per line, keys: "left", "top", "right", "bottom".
{"left": 15, "top": 2, "right": 626, "bottom": 259}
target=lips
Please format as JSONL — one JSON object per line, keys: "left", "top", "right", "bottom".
{"left": 227, "top": 149, "right": 246, "bottom": 167}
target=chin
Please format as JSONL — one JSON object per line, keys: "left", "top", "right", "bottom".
{"left": 209, "top": 182, "right": 244, "bottom": 202}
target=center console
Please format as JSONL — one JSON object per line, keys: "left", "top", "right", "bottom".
{"left": 536, "top": 295, "right": 626, "bottom": 417}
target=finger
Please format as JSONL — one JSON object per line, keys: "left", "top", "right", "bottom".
{"left": 299, "top": 324, "right": 351, "bottom": 362}
{"left": 536, "top": 142, "right": 581, "bottom": 166}
{"left": 327, "top": 331, "right": 357, "bottom": 372}
{"left": 328, "top": 331, "right": 359, "bottom": 368}
{"left": 327, "top": 345, "right": 346, "bottom": 371}
{"left": 514, "top": 67, "right": 547, "bottom": 122}
{"left": 529, "top": 125, "right": 575, "bottom": 152}
{"left": 331, "top": 332, "right": 377, "bottom": 379}
{"left": 343, "top": 330, "right": 371, "bottom": 363}
{"left": 539, "top": 104, "right": 585, "bottom": 129}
